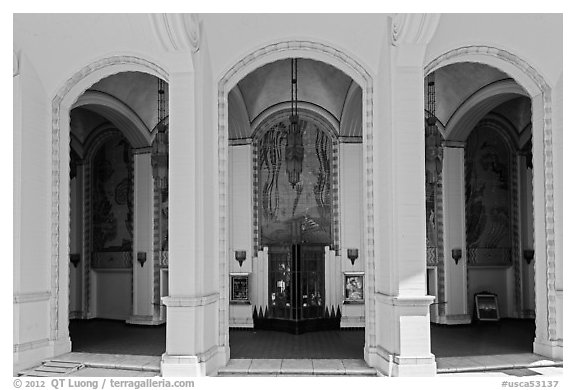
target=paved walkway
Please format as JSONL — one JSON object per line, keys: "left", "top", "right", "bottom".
{"left": 18, "top": 319, "right": 561, "bottom": 377}
{"left": 19, "top": 351, "right": 562, "bottom": 377}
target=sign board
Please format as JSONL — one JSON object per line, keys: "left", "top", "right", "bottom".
{"left": 475, "top": 293, "right": 500, "bottom": 321}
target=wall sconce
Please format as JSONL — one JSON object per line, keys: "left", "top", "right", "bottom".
{"left": 523, "top": 249, "right": 535, "bottom": 264}
{"left": 235, "top": 250, "right": 247, "bottom": 267}
{"left": 347, "top": 248, "right": 359, "bottom": 266}
{"left": 70, "top": 254, "right": 80, "bottom": 268}
{"left": 451, "top": 248, "right": 462, "bottom": 265}
{"left": 137, "top": 252, "right": 147, "bottom": 267}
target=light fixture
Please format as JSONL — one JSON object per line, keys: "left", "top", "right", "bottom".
{"left": 347, "top": 248, "right": 359, "bottom": 266}
{"left": 235, "top": 250, "right": 247, "bottom": 267}
{"left": 523, "top": 249, "right": 535, "bottom": 264}
{"left": 451, "top": 248, "right": 462, "bottom": 265}
{"left": 70, "top": 254, "right": 80, "bottom": 268}
{"left": 152, "top": 78, "right": 168, "bottom": 192}
{"left": 285, "top": 58, "right": 304, "bottom": 189}
{"left": 137, "top": 252, "right": 147, "bottom": 267}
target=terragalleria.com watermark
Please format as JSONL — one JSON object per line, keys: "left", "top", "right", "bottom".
{"left": 13, "top": 378, "right": 195, "bottom": 389}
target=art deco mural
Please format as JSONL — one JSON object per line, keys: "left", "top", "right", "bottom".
{"left": 258, "top": 119, "right": 333, "bottom": 246}
{"left": 465, "top": 126, "right": 512, "bottom": 266}
{"left": 92, "top": 136, "right": 133, "bottom": 256}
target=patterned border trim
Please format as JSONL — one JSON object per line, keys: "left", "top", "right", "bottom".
{"left": 51, "top": 56, "right": 167, "bottom": 341}
{"left": 217, "top": 40, "right": 374, "bottom": 349}
{"left": 426, "top": 46, "right": 556, "bottom": 340}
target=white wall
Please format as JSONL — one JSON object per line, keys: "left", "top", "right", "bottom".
{"left": 426, "top": 14, "right": 563, "bottom": 87}
{"left": 93, "top": 271, "right": 132, "bottom": 320}
{"left": 228, "top": 144, "right": 253, "bottom": 327}
{"left": 13, "top": 52, "right": 55, "bottom": 373}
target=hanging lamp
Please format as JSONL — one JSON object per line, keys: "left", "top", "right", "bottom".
{"left": 152, "top": 78, "right": 169, "bottom": 191}
{"left": 285, "top": 58, "right": 304, "bottom": 188}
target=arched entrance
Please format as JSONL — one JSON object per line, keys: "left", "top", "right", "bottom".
{"left": 424, "top": 47, "right": 561, "bottom": 360}
{"left": 219, "top": 42, "right": 374, "bottom": 362}
{"left": 51, "top": 58, "right": 169, "bottom": 356}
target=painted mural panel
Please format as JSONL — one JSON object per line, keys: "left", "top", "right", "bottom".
{"left": 465, "top": 126, "right": 512, "bottom": 266}
{"left": 258, "top": 119, "right": 333, "bottom": 245}
{"left": 92, "top": 136, "right": 133, "bottom": 252}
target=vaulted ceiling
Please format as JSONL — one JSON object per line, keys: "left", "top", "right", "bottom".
{"left": 433, "top": 62, "right": 532, "bottom": 135}
{"left": 70, "top": 71, "right": 163, "bottom": 151}
{"left": 229, "top": 58, "right": 362, "bottom": 140}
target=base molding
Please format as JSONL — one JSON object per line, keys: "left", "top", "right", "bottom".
{"left": 127, "top": 315, "right": 166, "bottom": 326}
{"left": 533, "top": 338, "right": 563, "bottom": 360}
{"left": 366, "top": 345, "right": 437, "bottom": 376}
{"left": 161, "top": 346, "right": 228, "bottom": 377}
{"left": 13, "top": 336, "right": 71, "bottom": 375}
{"left": 434, "top": 314, "right": 472, "bottom": 325}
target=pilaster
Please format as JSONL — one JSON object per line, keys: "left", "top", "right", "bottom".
{"left": 161, "top": 52, "right": 226, "bottom": 376}
{"left": 367, "top": 14, "right": 439, "bottom": 376}
{"left": 439, "top": 145, "right": 470, "bottom": 324}
{"left": 128, "top": 150, "right": 160, "bottom": 325}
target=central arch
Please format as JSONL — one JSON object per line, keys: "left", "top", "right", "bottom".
{"left": 217, "top": 41, "right": 375, "bottom": 362}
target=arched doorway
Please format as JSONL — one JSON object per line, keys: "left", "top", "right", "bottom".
{"left": 424, "top": 55, "right": 555, "bottom": 360}
{"left": 222, "top": 49, "right": 371, "bottom": 359}
{"left": 64, "top": 69, "right": 169, "bottom": 355}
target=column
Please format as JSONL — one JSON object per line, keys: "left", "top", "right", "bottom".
{"left": 161, "top": 52, "right": 225, "bottom": 376}
{"left": 440, "top": 145, "right": 470, "bottom": 324}
{"left": 368, "top": 15, "right": 439, "bottom": 376}
{"left": 128, "top": 150, "right": 159, "bottom": 325}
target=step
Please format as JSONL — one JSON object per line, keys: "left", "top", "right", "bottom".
{"left": 218, "top": 359, "right": 379, "bottom": 376}
{"left": 19, "top": 361, "right": 84, "bottom": 377}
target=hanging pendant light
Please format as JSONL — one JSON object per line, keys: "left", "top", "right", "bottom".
{"left": 285, "top": 58, "right": 304, "bottom": 189}
{"left": 152, "top": 78, "right": 169, "bottom": 191}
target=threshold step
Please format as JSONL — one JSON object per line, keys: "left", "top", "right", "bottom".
{"left": 218, "top": 359, "right": 378, "bottom": 376}
{"left": 19, "top": 361, "right": 84, "bottom": 377}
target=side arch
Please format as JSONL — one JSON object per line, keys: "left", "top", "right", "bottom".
{"left": 50, "top": 55, "right": 168, "bottom": 345}
{"left": 425, "top": 45, "right": 560, "bottom": 354}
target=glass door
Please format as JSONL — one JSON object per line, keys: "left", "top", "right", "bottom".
{"left": 268, "top": 244, "right": 325, "bottom": 323}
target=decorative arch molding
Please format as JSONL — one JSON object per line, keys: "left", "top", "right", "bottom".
{"left": 228, "top": 86, "right": 251, "bottom": 140}
{"left": 217, "top": 40, "right": 375, "bottom": 356}
{"left": 425, "top": 46, "right": 559, "bottom": 345}
{"left": 49, "top": 55, "right": 168, "bottom": 343}
{"left": 444, "top": 79, "right": 528, "bottom": 142}
{"left": 251, "top": 102, "right": 340, "bottom": 140}
{"left": 73, "top": 90, "right": 152, "bottom": 148}
{"left": 391, "top": 13, "right": 441, "bottom": 47}
{"left": 340, "top": 82, "right": 363, "bottom": 138}
{"left": 149, "top": 13, "right": 200, "bottom": 53}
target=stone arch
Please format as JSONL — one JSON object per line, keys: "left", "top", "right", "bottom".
{"left": 217, "top": 40, "right": 375, "bottom": 360}
{"left": 72, "top": 90, "right": 152, "bottom": 148}
{"left": 251, "top": 103, "right": 339, "bottom": 141}
{"left": 425, "top": 46, "right": 560, "bottom": 354}
{"left": 50, "top": 55, "right": 168, "bottom": 344}
{"left": 444, "top": 79, "right": 529, "bottom": 143}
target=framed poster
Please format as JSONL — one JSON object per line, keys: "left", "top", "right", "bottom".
{"left": 475, "top": 293, "right": 500, "bottom": 321}
{"left": 344, "top": 272, "right": 364, "bottom": 303}
{"left": 230, "top": 273, "right": 250, "bottom": 303}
